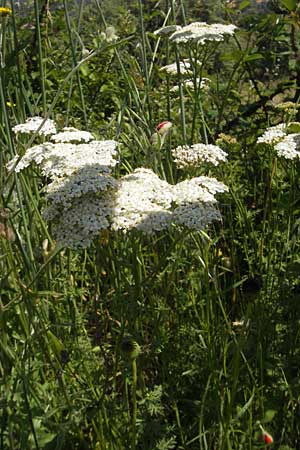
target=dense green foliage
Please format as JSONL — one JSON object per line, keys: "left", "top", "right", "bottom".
{"left": 1, "top": 0, "right": 300, "bottom": 449}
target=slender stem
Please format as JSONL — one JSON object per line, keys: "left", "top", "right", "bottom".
{"left": 170, "top": 0, "right": 186, "bottom": 143}
{"left": 63, "top": 0, "right": 88, "bottom": 126}
{"left": 138, "top": 0, "right": 151, "bottom": 123}
{"left": 34, "top": 0, "right": 46, "bottom": 114}
{"left": 131, "top": 358, "right": 137, "bottom": 450}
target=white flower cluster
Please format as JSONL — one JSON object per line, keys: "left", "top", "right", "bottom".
{"left": 274, "top": 133, "right": 300, "bottom": 160}
{"left": 160, "top": 61, "right": 192, "bottom": 75}
{"left": 8, "top": 119, "right": 228, "bottom": 248}
{"left": 100, "top": 26, "right": 118, "bottom": 43}
{"left": 8, "top": 121, "right": 120, "bottom": 248}
{"left": 48, "top": 195, "right": 113, "bottom": 248}
{"left": 111, "top": 168, "right": 228, "bottom": 234}
{"left": 12, "top": 116, "right": 57, "bottom": 136}
{"left": 111, "top": 169, "right": 173, "bottom": 233}
{"left": 50, "top": 127, "right": 94, "bottom": 143}
{"left": 171, "top": 143, "right": 227, "bottom": 168}
{"left": 170, "top": 77, "right": 210, "bottom": 93}
{"left": 169, "top": 22, "right": 237, "bottom": 45}
{"left": 42, "top": 167, "right": 227, "bottom": 246}
{"left": 8, "top": 140, "right": 119, "bottom": 177}
{"left": 257, "top": 123, "right": 287, "bottom": 145}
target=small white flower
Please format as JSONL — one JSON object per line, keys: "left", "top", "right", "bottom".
{"left": 169, "top": 22, "right": 237, "bottom": 45}
{"left": 102, "top": 26, "right": 118, "bottom": 42}
{"left": 274, "top": 133, "right": 300, "bottom": 159}
{"left": 110, "top": 168, "right": 227, "bottom": 235}
{"left": 46, "top": 169, "right": 118, "bottom": 211}
{"left": 12, "top": 116, "right": 57, "bottom": 136}
{"left": 160, "top": 60, "right": 192, "bottom": 75}
{"left": 50, "top": 127, "right": 94, "bottom": 143}
{"left": 173, "top": 202, "right": 222, "bottom": 229}
{"left": 47, "top": 194, "right": 112, "bottom": 248}
{"left": 171, "top": 143, "right": 227, "bottom": 168}
{"left": 172, "top": 176, "right": 228, "bottom": 205}
{"left": 8, "top": 140, "right": 119, "bottom": 177}
{"left": 170, "top": 77, "right": 210, "bottom": 93}
{"left": 257, "top": 123, "right": 287, "bottom": 144}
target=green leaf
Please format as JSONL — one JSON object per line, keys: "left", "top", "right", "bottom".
{"left": 279, "top": 0, "right": 296, "bottom": 11}
{"left": 262, "top": 409, "right": 277, "bottom": 423}
{"left": 239, "top": 0, "right": 251, "bottom": 10}
{"left": 244, "top": 53, "right": 264, "bottom": 62}
{"left": 234, "top": 392, "right": 255, "bottom": 421}
{"left": 287, "top": 122, "right": 300, "bottom": 133}
{"left": 46, "top": 330, "right": 64, "bottom": 357}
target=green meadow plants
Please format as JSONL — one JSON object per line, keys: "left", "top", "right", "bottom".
{"left": 2, "top": 0, "right": 300, "bottom": 449}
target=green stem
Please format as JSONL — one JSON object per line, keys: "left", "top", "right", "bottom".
{"left": 170, "top": 1, "right": 186, "bottom": 143}
{"left": 34, "top": 0, "right": 46, "bottom": 114}
{"left": 131, "top": 358, "right": 137, "bottom": 450}
{"left": 63, "top": 0, "right": 88, "bottom": 126}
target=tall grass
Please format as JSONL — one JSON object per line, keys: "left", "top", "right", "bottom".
{"left": 1, "top": 0, "right": 300, "bottom": 449}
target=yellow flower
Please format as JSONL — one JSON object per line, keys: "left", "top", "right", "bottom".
{"left": 0, "top": 7, "right": 12, "bottom": 17}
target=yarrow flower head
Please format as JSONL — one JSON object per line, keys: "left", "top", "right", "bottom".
{"left": 12, "top": 116, "right": 57, "bottom": 136}
{"left": 160, "top": 61, "right": 192, "bottom": 75}
{"left": 257, "top": 123, "right": 287, "bottom": 145}
{"left": 111, "top": 168, "right": 227, "bottom": 235}
{"left": 8, "top": 140, "right": 119, "bottom": 177}
{"left": 170, "top": 77, "right": 210, "bottom": 93}
{"left": 171, "top": 143, "right": 227, "bottom": 168}
{"left": 8, "top": 117, "right": 228, "bottom": 248}
{"left": 274, "top": 133, "right": 300, "bottom": 159}
{"left": 169, "top": 22, "right": 237, "bottom": 45}
{"left": 50, "top": 127, "right": 94, "bottom": 143}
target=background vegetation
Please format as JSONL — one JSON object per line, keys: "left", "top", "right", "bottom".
{"left": 1, "top": 0, "right": 300, "bottom": 449}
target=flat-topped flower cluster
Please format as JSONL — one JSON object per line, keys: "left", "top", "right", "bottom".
{"left": 257, "top": 122, "right": 300, "bottom": 160}
{"left": 172, "top": 143, "right": 227, "bottom": 168}
{"left": 9, "top": 117, "right": 228, "bottom": 248}
{"left": 155, "top": 22, "right": 237, "bottom": 45}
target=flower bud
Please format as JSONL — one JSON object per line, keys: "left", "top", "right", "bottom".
{"left": 121, "top": 336, "right": 141, "bottom": 361}
{"left": 156, "top": 121, "right": 172, "bottom": 136}
{"left": 259, "top": 425, "right": 273, "bottom": 445}
{"left": 262, "top": 430, "right": 273, "bottom": 445}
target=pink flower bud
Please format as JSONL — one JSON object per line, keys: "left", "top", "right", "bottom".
{"left": 156, "top": 121, "right": 172, "bottom": 136}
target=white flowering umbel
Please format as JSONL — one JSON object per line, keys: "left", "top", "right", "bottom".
{"left": 50, "top": 127, "right": 94, "bottom": 143}
{"left": 170, "top": 77, "right": 210, "bottom": 93}
{"left": 171, "top": 143, "right": 227, "bottom": 168}
{"left": 8, "top": 140, "right": 119, "bottom": 177}
{"left": 111, "top": 169, "right": 173, "bottom": 233}
{"left": 8, "top": 122, "right": 120, "bottom": 248}
{"left": 48, "top": 194, "right": 113, "bottom": 248}
{"left": 160, "top": 61, "right": 192, "bottom": 75}
{"left": 8, "top": 119, "right": 228, "bottom": 248}
{"left": 13, "top": 116, "right": 57, "bottom": 136}
{"left": 257, "top": 123, "right": 287, "bottom": 145}
{"left": 169, "top": 22, "right": 237, "bottom": 45}
{"left": 111, "top": 168, "right": 228, "bottom": 234}
{"left": 274, "top": 133, "right": 300, "bottom": 160}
